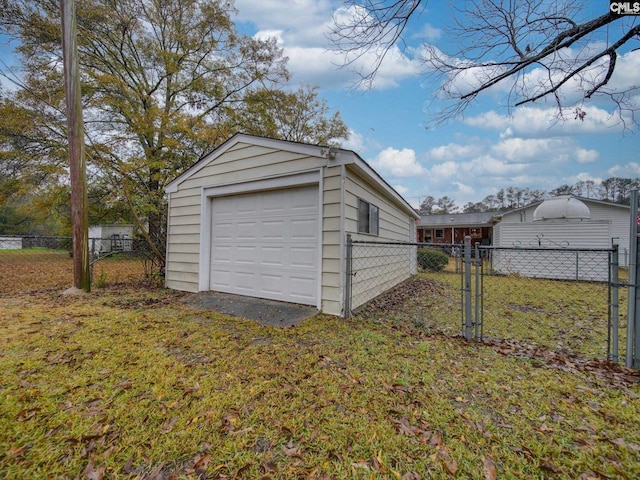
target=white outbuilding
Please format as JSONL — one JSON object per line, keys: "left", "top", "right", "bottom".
{"left": 491, "top": 195, "right": 631, "bottom": 280}
{"left": 164, "top": 133, "right": 419, "bottom": 316}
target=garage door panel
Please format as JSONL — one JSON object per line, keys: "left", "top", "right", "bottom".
{"left": 289, "top": 276, "right": 315, "bottom": 301}
{"left": 235, "top": 245, "right": 257, "bottom": 264}
{"left": 262, "top": 220, "right": 286, "bottom": 240}
{"left": 210, "top": 268, "right": 232, "bottom": 288}
{"left": 290, "top": 247, "right": 316, "bottom": 267}
{"left": 290, "top": 187, "right": 318, "bottom": 207}
{"left": 237, "top": 221, "right": 258, "bottom": 240}
{"left": 212, "top": 245, "right": 232, "bottom": 262}
{"left": 212, "top": 221, "right": 234, "bottom": 239}
{"left": 261, "top": 246, "right": 284, "bottom": 266}
{"left": 291, "top": 219, "right": 316, "bottom": 239}
{"left": 236, "top": 195, "right": 258, "bottom": 215}
{"left": 262, "top": 191, "right": 288, "bottom": 213}
{"left": 210, "top": 185, "right": 318, "bottom": 306}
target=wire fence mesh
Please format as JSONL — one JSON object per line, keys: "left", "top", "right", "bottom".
{"left": 347, "top": 239, "right": 418, "bottom": 313}
{"left": 479, "top": 246, "right": 625, "bottom": 361}
{"left": 0, "top": 236, "right": 157, "bottom": 295}
{"left": 346, "top": 240, "right": 625, "bottom": 362}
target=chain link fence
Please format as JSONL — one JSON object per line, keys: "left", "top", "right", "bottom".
{"left": 0, "top": 236, "right": 158, "bottom": 295}
{"left": 346, "top": 239, "right": 627, "bottom": 362}
{"left": 477, "top": 245, "right": 625, "bottom": 361}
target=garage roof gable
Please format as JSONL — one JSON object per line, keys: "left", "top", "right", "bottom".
{"left": 165, "top": 133, "right": 419, "bottom": 219}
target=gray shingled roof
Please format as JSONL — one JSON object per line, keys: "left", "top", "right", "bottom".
{"left": 417, "top": 211, "right": 502, "bottom": 227}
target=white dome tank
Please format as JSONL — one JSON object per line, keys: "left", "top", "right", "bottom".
{"left": 533, "top": 195, "right": 591, "bottom": 221}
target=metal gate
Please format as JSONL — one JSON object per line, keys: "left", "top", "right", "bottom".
{"left": 345, "top": 235, "right": 628, "bottom": 364}
{"left": 462, "top": 238, "right": 624, "bottom": 362}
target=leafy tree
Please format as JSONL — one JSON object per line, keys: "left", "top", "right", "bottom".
{"left": 550, "top": 184, "right": 574, "bottom": 197}
{"left": 574, "top": 179, "right": 596, "bottom": 198}
{"left": 229, "top": 85, "right": 348, "bottom": 146}
{"left": 418, "top": 195, "right": 435, "bottom": 215}
{"left": 462, "top": 201, "right": 484, "bottom": 213}
{"left": 331, "top": 0, "right": 640, "bottom": 128}
{"left": 434, "top": 195, "right": 458, "bottom": 214}
{"left": 1, "top": 0, "right": 347, "bottom": 267}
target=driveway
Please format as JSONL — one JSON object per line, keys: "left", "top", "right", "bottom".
{"left": 182, "top": 291, "right": 318, "bottom": 327}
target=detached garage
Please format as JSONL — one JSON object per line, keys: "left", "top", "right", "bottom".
{"left": 165, "top": 133, "right": 419, "bottom": 317}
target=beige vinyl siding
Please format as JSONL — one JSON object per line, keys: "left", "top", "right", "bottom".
{"left": 165, "top": 187, "right": 201, "bottom": 292}
{"left": 178, "top": 144, "right": 326, "bottom": 191}
{"left": 321, "top": 165, "right": 343, "bottom": 316}
{"left": 344, "top": 167, "right": 414, "bottom": 310}
{"left": 165, "top": 142, "right": 328, "bottom": 293}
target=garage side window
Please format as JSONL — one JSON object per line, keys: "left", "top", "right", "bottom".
{"left": 358, "top": 198, "right": 379, "bottom": 236}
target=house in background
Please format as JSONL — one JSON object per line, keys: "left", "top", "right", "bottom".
{"left": 88, "top": 224, "right": 134, "bottom": 252}
{"left": 493, "top": 196, "right": 630, "bottom": 263}
{"left": 164, "top": 133, "right": 419, "bottom": 317}
{"left": 491, "top": 195, "right": 631, "bottom": 280}
{"left": 416, "top": 211, "right": 499, "bottom": 245}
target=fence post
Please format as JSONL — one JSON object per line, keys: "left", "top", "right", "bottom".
{"left": 463, "top": 236, "right": 472, "bottom": 341}
{"left": 345, "top": 233, "right": 352, "bottom": 318}
{"left": 609, "top": 245, "right": 619, "bottom": 363}
{"left": 474, "top": 242, "right": 482, "bottom": 341}
{"left": 627, "top": 190, "right": 639, "bottom": 368}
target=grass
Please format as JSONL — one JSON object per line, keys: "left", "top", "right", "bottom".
{"left": 1, "top": 285, "right": 640, "bottom": 479}
{"left": 0, "top": 250, "right": 147, "bottom": 294}
{"left": 404, "top": 259, "right": 627, "bottom": 360}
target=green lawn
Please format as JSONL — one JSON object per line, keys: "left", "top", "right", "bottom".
{"left": 1, "top": 285, "right": 639, "bottom": 479}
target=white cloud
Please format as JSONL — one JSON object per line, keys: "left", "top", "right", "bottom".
{"left": 393, "top": 184, "right": 409, "bottom": 195}
{"left": 575, "top": 172, "right": 602, "bottom": 183}
{"left": 466, "top": 105, "right": 627, "bottom": 138}
{"left": 490, "top": 138, "right": 556, "bottom": 162}
{"left": 370, "top": 147, "right": 425, "bottom": 177}
{"left": 428, "top": 143, "right": 482, "bottom": 161}
{"left": 608, "top": 162, "right": 640, "bottom": 177}
{"left": 254, "top": 30, "right": 284, "bottom": 44}
{"left": 412, "top": 23, "right": 441, "bottom": 41}
{"left": 453, "top": 182, "right": 475, "bottom": 195}
{"left": 342, "top": 129, "right": 365, "bottom": 152}
{"left": 236, "top": 1, "right": 422, "bottom": 90}
{"left": 575, "top": 148, "right": 598, "bottom": 164}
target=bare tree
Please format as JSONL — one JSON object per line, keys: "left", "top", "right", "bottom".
{"left": 330, "top": 0, "right": 640, "bottom": 127}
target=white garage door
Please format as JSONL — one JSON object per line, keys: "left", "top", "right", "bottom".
{"left": 210, "top": 185, "right": 319, "bottom": 306}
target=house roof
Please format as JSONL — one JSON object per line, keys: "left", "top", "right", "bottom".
{"left": 417, "top": 211, "right": 501, "bottom": 227}
{"left": 494, "top": 195, "right": 629, "bottom": 219}
{"left": 165, "top": 133, "right": 419, "bottom": 219}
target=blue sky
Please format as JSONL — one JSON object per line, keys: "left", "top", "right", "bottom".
{"left": 233, "top": 0, "right": 640, "bottom": 208}
{"left": 1, "top": 1, "right": 639, "bottom": 209}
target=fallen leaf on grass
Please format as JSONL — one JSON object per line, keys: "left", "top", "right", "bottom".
{"left": 384, "top": 383, "right": 412, "bottom": 394}
{"left": 282, "top": 440, "right": 302, "bottom": 457}
{"left": 540, "top": 460, "right": 560, "bottom": 473}
{"left": 193, "top": 453, "right": 211, "bottom": 475}
{"left": 429, "top": 433, "right": 443, "bottom": 448}
{"left": 16, "top": 406, "right": 40, "bottom": 421}
{"left": 83, "top": 457, "right": 105, "bottom": 480}
{"left": 261, "top": 461, "right": 278, "bottom": 474}
{"left": 610, "top": 437, "right": 640, "bottom": 452}
{"left": 402, "top": 472, "right": 422, "bottom": 480}
{"left": 431, "top": 448, "right": 457, "bottom": 475}
{"left": 160, "top": 416, "right": 178, "bottom": 433}
{"left": 579, "top": 472, "right": 601, "bottom": 480}
{"left": 482, "top": 455, "right": 497, "bottom": 480}
{"left": 6, "top": 444, "right": 29, "bottom": 459}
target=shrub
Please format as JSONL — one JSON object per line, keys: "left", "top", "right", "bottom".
{"left": 417, "top": 248, "right": 449, "bottom": 272}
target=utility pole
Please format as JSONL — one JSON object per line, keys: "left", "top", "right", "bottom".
{"left": 60, "top": 0, "right": 90, "bottom": 292}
